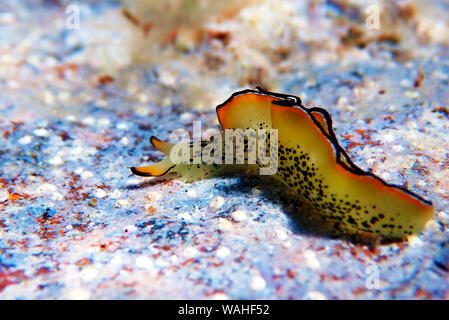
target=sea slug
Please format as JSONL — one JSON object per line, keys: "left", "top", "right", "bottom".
{"left": 131, "top": 87, "right": 433, "bottom": 240}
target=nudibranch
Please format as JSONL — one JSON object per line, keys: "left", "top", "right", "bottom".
{"left": 131, "top": 87, "right": 433, "bottom": 241}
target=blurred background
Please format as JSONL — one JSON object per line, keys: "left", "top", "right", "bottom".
{"left": 2, "top": 0, "right": 448, "bottom": 112}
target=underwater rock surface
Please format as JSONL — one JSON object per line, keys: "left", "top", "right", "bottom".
{"left": 0, "top": 1, "right": 448, "bottom": 299}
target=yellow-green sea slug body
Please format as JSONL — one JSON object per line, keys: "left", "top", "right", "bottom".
{"left": 131, "top": 87, "right": 434, "bottom": 241}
